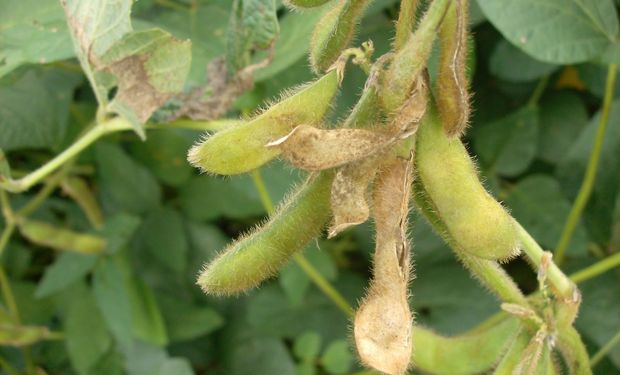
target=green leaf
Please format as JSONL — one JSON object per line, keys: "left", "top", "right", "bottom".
{"left": 140, "top": 207, "right": 188, "bottom": 273}
{"left": 35, "top": 252, "right": 98, "bottom": 298}
{"left": 180, "top": 175, "right": 264, "bottom": 221}
{"left": 253, "top": 9, "right": 325, "bottom": 81}
{"left": 226, "top": 336, "right": 296, "bottom": 375}
{"left": 293, "top": 331, "right": 322, "bottom": 362}
{"left": 61, "top": 0, "right": 132, "bottom": 105}
{"left": 279, "top": 244, "right": 337, "bottom": 306}
{"left": 0, "top": 0, "right": 74, "bottom": 78}
{"left": 95, "top": 142, "right": 162, "bottom": 215}
{"left": 537, "top": 91, "right": 589, "bottom": 165}
{"left": 186, "top": 221, "right": 229, "bottom": 278}
{"left": 10, "top": 282, "right": 55, "bottom": 325}
{"left": 295, "top": 363, "right": 317, "bottom": 375}
{"left": 65, "top": 287, "right": 112, "bottom": 374}
{"left": 557, "top": 99, "right": 620, "bottom": 244}
{"left": 0, "top": 68, "right": 82, "bottom": 151}
{"left": 505, "top": 175, "right": 589, "bottom": 256}
{"left": 125, "top": 341, "right": 194, "bottom": 375}
{"left": 93, "top": 257, "right": 133, "bottom": 350}
{"left": 227, "top": 0, "right": 280, "bottom": 71}
{"left": 180, "top": 161, "right": 301, "bottom": 221}
{"left": 158, "top": 294, "right": 224, "bottom": 343}
{"left": 477, "top": 0, "right": 619, "bottom": 64}
{"left": 473, "top": 106, "right": 539, "bottom": 177}
{"left": 319, "top": 340, "right": 352, "bottom": 375}
{"left": 101, "top": 214, "right": 142, "bottom": 255}
{"left": 145, "top": 2, "right": 231, "bottom": 83}
{"left": 412, "top": 257, "right": 498, "bottom": 334}
{"left": 575, "top": 63, "right": 620, "bottom": 99}
{"left": 576, "top": 270, "right": 620, "bottom": 367}
{"left": 61, "top": 1, "right": 191, "bottom": 136}
{"left": 489, "top": 39, "right": 558, "bottom": 82}
{"left": 247, "top": 285, "right": 349, "bottom": 342}
{"left": 127, "top": 276, "right": 168, "bottom": 347}
{"left": 130, "top": 130, "right": 194, "bottom": 187}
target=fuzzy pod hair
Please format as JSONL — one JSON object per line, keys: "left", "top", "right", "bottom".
{"left": 196, "top": 171, "right": 333, "bottom": 295}
{"left": 415, "top": 105, "right": 520, "bottom": 261}
{"left": 309, "top": 0, "right": 370, "bottom": 73}
{"left": 187, "top": 70, "right": 339, "bottom": 175}
{"left": 413, "top": 317, "right": 522, "bottom": 375}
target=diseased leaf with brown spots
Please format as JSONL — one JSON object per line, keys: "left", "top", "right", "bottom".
{"left": 101, "top": 29, "right": 192, "bottom": 127}
{"left": 437, "top": 0, "right": 470, "bottom": 137}
{"left": 328, "top": 154, "right": 384, "bottom": 238}
{"left": 61, "top": 0, "right": 132, "bottom": 107}
{"left": 354, "top": 156, "right": 414, "bottom": 375}
{"left": 61, "top": 1, "right": 191, "bottom": 137}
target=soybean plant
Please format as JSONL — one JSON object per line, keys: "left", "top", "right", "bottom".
{"left": 190, "top": 0, "right": 589, "bottom": 374}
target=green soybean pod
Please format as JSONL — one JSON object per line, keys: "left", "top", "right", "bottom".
{"left": 17, "top": 219, "right": 107, "bottom": 254}
{"left": 380, "top": 0, "right": 449, "bottom": 112}
{"left": 309, "top": 0, "right": 369, "bottom": 73}
{"left": 285, "top": 0, "right": 332, "bottom": 8}
{"left": 413, "top": 317, "right": 521, "bottom": 375}
{"left": 415, "top": 105, "right": 520, "bottom": 261}
{"left": 197, "top": 172, "right": 333, "bottom": 295}
{"left": 188, "top": 70, "right": 338, "bottom": 175}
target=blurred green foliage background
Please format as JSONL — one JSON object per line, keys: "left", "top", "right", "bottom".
{"left": 1, "top": 0, "right": 620, "bottom": 374}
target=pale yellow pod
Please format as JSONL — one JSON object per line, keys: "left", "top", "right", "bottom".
{"left": 415, "top": 105, "right": 520, "bottom": 261}
{"left": 188, "top": 70, "right": 338, "bottom": 175}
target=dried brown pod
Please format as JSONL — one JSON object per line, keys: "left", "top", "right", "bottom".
{"left": 354, "top": 156, "right": 414, "bottom": 375}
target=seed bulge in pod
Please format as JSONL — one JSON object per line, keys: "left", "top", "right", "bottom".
{"left": 415, "top": 105, "right": 520, "bottom": 261}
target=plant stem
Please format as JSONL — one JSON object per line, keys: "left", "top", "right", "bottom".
{"left": 555, "top": 64, "right": 618, "bottom": 265}
{"left": 0, "top": 356, "right": 20, "bottom": 375}
{"left": 0, "top": 117, "right": 236, "bottom": 193}
{"left": 394, "top": 0, "right": 419, "bottom": 50}
{"left": 251, "top": 169, "right": 355, "bottom": 317}
{"left": 527, "top": 75, "right": 549, "bottom": 108}
{"left": 0, "top": 266, "right": 19, "bottom": 322}
{"left": 570, "top": 252, "right": 620, "bottom": 284}
{"left": 0, "top": 191, "right": 15, "bottom": 258}
{"left": 591, "top": 330, "right": 620, "bottom": 367}
{"left": 16, "top": 165, "right": 70, "bottom": 218}
{"left": 515, "top": 221, "right": 574, "bottom": 300}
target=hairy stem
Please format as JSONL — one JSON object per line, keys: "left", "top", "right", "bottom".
{"left": 516, "top": 221, "right": 575, "bottom": 300}
{"left": 394, "top": 0, "right": 419, "bottom": 50}
{"left": 555, "top": 63, "right": 618, "bottom": 265}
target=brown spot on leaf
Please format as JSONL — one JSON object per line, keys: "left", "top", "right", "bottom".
{"left": 107, "top": 55, "right": 171, "bottom": 123}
